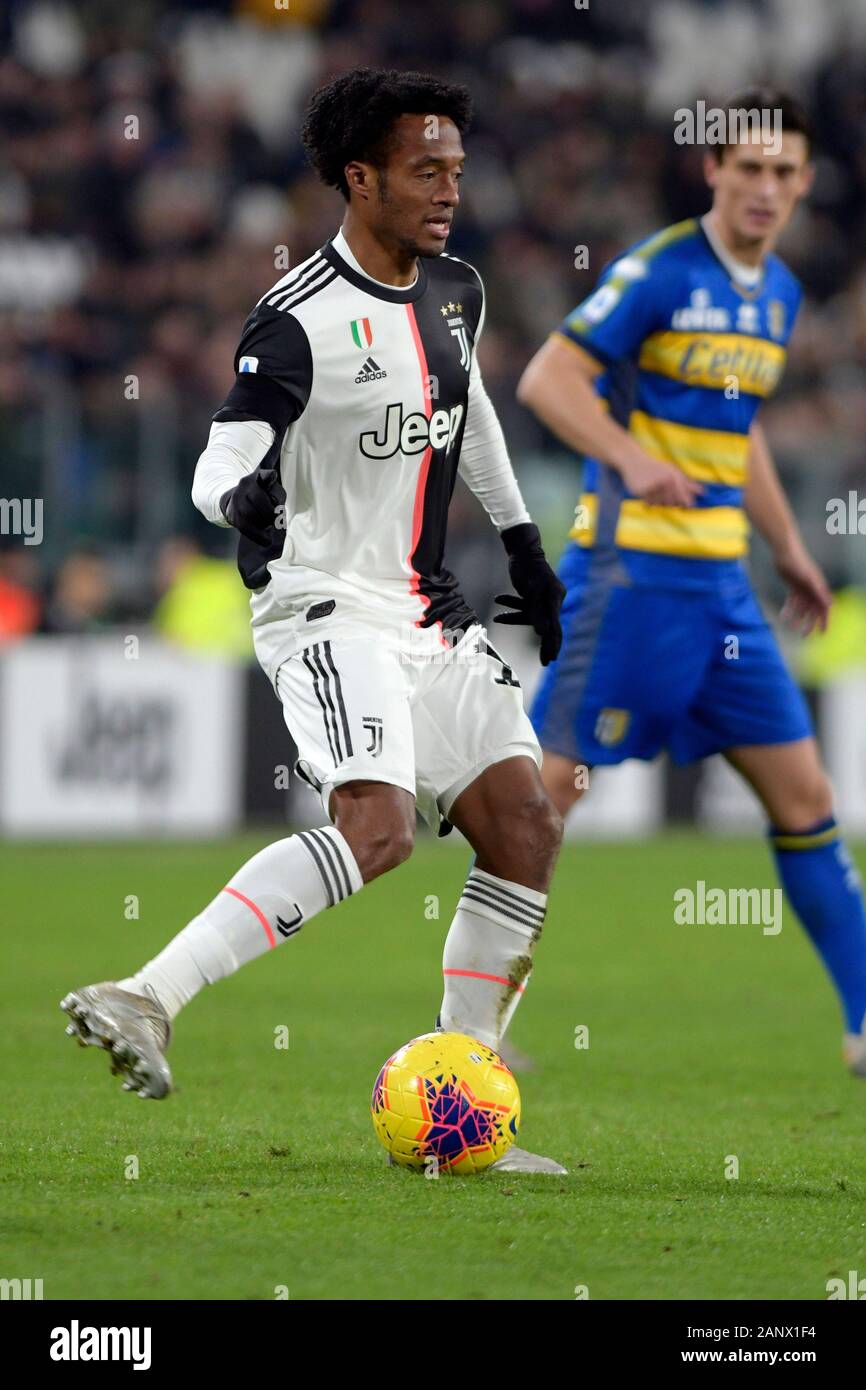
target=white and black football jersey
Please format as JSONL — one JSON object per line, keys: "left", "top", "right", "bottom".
{"left": 210, "top": 233, "right": 503, "bottom": 665}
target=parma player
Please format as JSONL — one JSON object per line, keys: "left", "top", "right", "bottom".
{"left": 60, "top": 68, "right": 567, "bottom": 1172}
{"left": 519, "top": 89, "right": 866, "bottom": 1076}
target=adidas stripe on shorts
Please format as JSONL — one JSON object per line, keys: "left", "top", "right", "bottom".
{"left": 274, "top": 624, "right": 541, "bottom": 832}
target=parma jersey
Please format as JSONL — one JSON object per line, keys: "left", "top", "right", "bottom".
{"left": 556, "top": 217, "right": 802, "bottom": 589}
{"left": 214, "top": 236, "right": 488, "bottom": 672}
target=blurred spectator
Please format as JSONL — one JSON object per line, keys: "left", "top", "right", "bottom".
{"left": 40, "top": 547, "right": 114, "bottom": 633}
{"left": 151, "top": 535, "right": 254, "bottom": 656}
{"left": 1, "top": 0, "right": 865, "bottom": 621}
{"left": 0, "top": 550, "right": 40, "bottom": 640}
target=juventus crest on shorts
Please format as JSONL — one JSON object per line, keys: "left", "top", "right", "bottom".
{"left": 213, "top": 236, "right": 488, "bottom": 650}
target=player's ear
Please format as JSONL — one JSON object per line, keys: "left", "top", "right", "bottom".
{"left": 703, "top": 149, "right": 722, "bottom": 191}
{"left": 797, "top": 160, "right": 816, "bottom": 198}
{"left": 345, "top": 160, "right": 373, "bottom": 201}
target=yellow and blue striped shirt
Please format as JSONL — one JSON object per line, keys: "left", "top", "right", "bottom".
{"left": 556, "top": 217, "right": 801, "bottom": 587}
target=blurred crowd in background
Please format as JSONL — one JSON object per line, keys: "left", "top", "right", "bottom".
{"left": 2, "top": 0, "right": 866, "bottom": 676}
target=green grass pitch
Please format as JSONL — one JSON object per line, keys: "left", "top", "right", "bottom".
{"left": 1, "top": 832, "right": 864, "bottom": 1301}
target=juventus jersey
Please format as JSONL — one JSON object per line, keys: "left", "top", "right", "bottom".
{"left": 213, "top": 235, "right": 492, "bottom": 671}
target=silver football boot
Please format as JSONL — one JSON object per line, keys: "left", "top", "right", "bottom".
{"left": 60, "top": 982, "right": 173, "bottom": 1099}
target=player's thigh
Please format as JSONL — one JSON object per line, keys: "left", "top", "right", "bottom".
{"left": 675, "top": 583, "right": 815, "bottom": 769}
{"left": 410, "top": 628, "right": 541, "bottom": 832}
{"left": 724, "top": 737, "right": 833, "bottom": 830}
{"left": 536, "top": 578, "right": 709, "bottom": 766}
{"left": 275, "top": 635, "right": 416, "bottom": 816}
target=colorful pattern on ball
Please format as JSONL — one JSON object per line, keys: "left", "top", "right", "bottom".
{"left": 371, "top": 1031, "right": 520, "bottom": 1174}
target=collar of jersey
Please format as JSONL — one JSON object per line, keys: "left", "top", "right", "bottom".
{"left": 698, "top": 216, "right": 765, "bottom": 298}
{"left": 321, "top": 239, "right": 429, "bottom": 303}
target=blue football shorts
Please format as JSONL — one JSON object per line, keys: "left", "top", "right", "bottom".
{"left": 531, "top": 543, "right": 813, "bottom": 766}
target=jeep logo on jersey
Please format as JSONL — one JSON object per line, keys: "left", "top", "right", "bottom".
{"left": 359, "top": 402, "right": 464, "bottom": 459}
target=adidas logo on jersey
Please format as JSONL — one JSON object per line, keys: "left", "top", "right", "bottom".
{"left": 355, "top": 355, "right": 388, "bottom": 384}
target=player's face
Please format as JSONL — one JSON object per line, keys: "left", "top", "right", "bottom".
{"left": 704, "top": 131, "right": 813, "bottom": 247}
{"left": 370, "top": 113, "right": 465, "bottom": 258}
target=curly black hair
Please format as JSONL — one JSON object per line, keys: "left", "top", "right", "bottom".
{"left": 301, "top": 67, "right": 473, "bottom": 200}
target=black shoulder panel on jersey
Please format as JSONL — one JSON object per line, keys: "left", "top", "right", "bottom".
{"left": 425, "top": 254, "right": 484, "bottom": 337}
{"left": 213, "top": 307, "right": 313, "bottom": 433}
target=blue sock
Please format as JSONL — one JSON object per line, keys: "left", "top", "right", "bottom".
{"left": 770, "top": 816, "right": 866, "bottom": 1034}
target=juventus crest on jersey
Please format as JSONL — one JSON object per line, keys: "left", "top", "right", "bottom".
{"left": 214, "top": 236, "right": 487, "bottom": 667}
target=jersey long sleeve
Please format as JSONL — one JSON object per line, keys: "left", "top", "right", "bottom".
{"left": 191, "top": 418, "right": 275, "bottom": 526}
{"left": 456, "top": 291, "right": 530, "bottom": 531}
{"left": 458, "top": 369, "right": 530, "bottom": 531}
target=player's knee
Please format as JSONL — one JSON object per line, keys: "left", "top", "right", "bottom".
{"left": 332, "top": 785, "right": 415, "bottom": 882}
{"left": 538, "top": 795, "right": 565, "bottom": 856}
{"left": 351, "top": 812, "right": 415, "bottom": 881}
{"left": 505, "top": 792, "right": 563, "bottom": 864}
{"left": 782, "top": 770, "right": 835, "bottom": 831}
{"left": 377, "top": 819, "right": 415, "bottom": 873}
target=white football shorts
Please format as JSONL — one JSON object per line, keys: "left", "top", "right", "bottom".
{"left": 272, "top": 623, "right": 541, "bottom": 832}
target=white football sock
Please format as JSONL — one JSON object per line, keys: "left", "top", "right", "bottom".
{"left": 438, "top": 867, "right": 547, "bottom": 1049}
{"left": 117, "top": 827, "right": 362, "bottom": 1019}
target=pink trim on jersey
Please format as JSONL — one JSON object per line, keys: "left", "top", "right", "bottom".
{"left": 443, "top": 967, "right": 526, "bottom": 994}
{"left": 223, "top": 885, "right": 276, "bottom": 949}
{"left": 404, "top": 303, "right": 446, "bottom": 645}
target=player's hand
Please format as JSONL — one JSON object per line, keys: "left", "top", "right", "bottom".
{"left": 494, "top": 522, "right": 566, "bottom": 666}
{"left": 618, "top": 451, "right": 703, "bottom": 508}
{"left": 220, "top": 466, "right": 286, "bottom": 548}
{"left": 776, "top": 543, "right": 833, "bottom": 635}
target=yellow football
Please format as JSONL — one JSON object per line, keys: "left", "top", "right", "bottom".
{"left": 371, "top": 1031, "right": 520, "bottom": 1174}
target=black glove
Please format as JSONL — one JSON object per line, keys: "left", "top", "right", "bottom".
{"left": 219, "top": 467, "right": 286, "bottom": 548}
{"left": 494, "top": 522, "right": 566, "bottom": 666}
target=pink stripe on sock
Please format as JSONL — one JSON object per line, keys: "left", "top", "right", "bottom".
{"left": 223, "top": 886, "right": 276, "bottom": 949}
{"left": 443, "top": 968, "right": 525, "bottom": 994}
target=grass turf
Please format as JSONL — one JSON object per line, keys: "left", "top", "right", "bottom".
{"left": 1, "top": 832, "right": 864, "bottom": 1301}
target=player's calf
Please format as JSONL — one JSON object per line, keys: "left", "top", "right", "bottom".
{"left": 438, "top": 758, "right": 563, "bottom": 1050}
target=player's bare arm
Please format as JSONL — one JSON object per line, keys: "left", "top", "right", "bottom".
{"left": 517, "top": 335, "right": 701, "bottom": 509}
{"left": 745, "top": 420, "right": 831, "bottom": 634}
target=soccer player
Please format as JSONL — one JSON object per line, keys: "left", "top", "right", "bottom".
{"left": 519, "top": 89, "right": 866, "bottom": 1077}
{"left": 60, "top": 69, "right": 567, "bottom": 1172}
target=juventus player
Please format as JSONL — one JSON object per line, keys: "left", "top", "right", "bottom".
{"left": 61, "top": 69, "right": 567, "bottom": 1173}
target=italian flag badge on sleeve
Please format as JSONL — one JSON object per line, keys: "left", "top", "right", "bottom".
{"left": 350, "top": 317, "right": 373, "bottom": 349}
